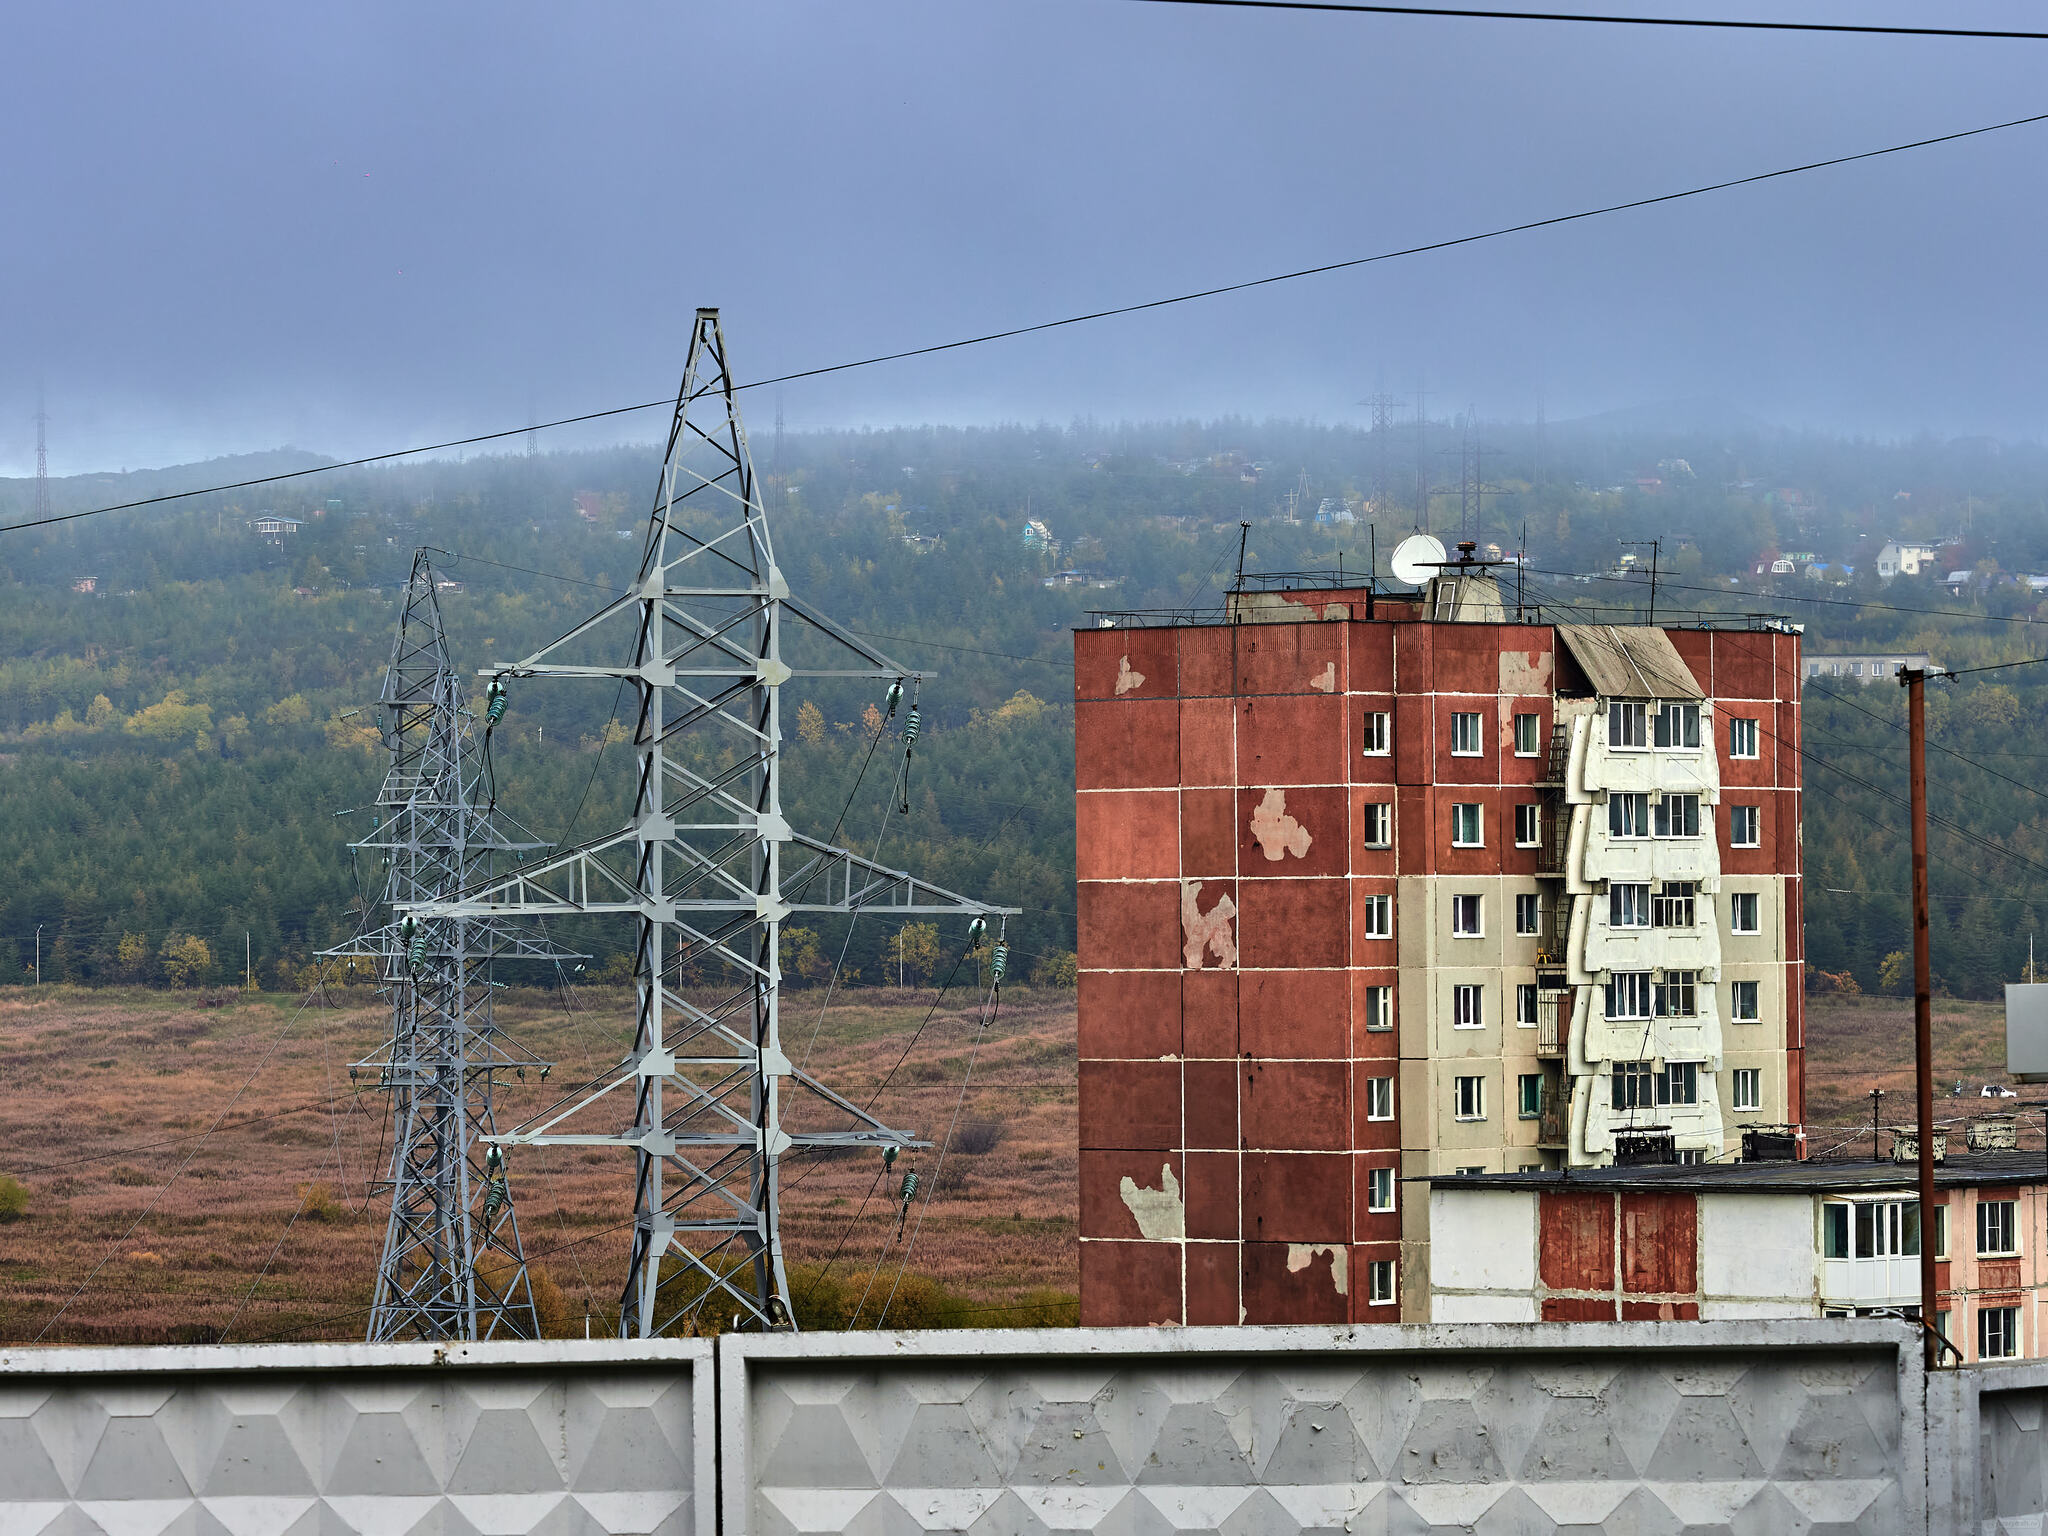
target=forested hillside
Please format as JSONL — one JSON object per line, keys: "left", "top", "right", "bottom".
{"left": 2, "top": 414, "right": 2046, "bottom": 995}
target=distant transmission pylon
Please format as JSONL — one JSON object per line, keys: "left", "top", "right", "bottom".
{"left": 417, "top": 308, "right": 1013, "bottom": 1334}
{"left": 327, "top": 552, "right": 575, "bottom": 1341}
{"left": 33, "top": 383, "right": 50, "bottom": 522}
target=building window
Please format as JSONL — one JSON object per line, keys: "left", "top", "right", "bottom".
{"left": 1513, "top": 802, "right": 1541, "bottom": 848}
{"left": 1366, "top": 1260, "right": 1397, "bottom": 1306}
{"left": 1732, "top": 1067, "right": 1761, "bottom": 1111}
{"left": 1453, "top": 1075, "right": 1486, "bottom": 1120}
{"left": 1366, "top": 1166, "right": 1396, "bottom": 1213}
{"left": 1362, "top": 801, "right": 1391, "bottom": 848}
{"left": 1516, "top": 982, "right": 1538, "bottom": 1025}
{"left": 1609, "top": 882, "right": 1651, "bottom": 929}
{"left": 1654, "top": 701, "right": 1701, "bottom": 749}
{"left": 1365, "top": 985, "right": 1393, "bottom": 1031}
{"left": 1731, "top": 979, "right": 1761, "bottom": 1021}
{"left": 1518, "top": 1073, "right": 1542, "bottom": 1119}
{"left": 1608, "top": 700, "right": 1648, "bottom": 750}
{"left": 1608, "top": 792, "right": 1650, "bottom": 839}
{"left": 1653, "top": 881, "right": 1696, "bottom": 928}
{"left": 1849, "top": 662, "right": 1864, "bottom": 677}
{"left": 1612, "top": 1061, "right": 1657, "bottom": 1110}
{"left": 1730, "top": 717, "right": 1759, "bottom": 758}
{"left": 1451, "top": 803, "right": 1483, "bottom": 847}
{"left": 1654, "top": 793, "right": 1700, "bottom": 838}
{"left": 1656, "top": 970, "right": 1697, "bottom": 1017}
{"left": 1605, "top": 971, "right": 1653, "bottom": 1020}
{"left": 1452, "top": 984, "right": 1483, "bottom": 1029}
{"left": 1362, "top": 894, "right": 1392, "bottom": 938}
{"left": 1730, "top": 892, "right": 1761, "bottom": 934}
{"left": 1452, "top": 895, "right": 1483, "bottom": 937}
{"left": 1365, "top": 1076, "right": 1395, "bottom": 1121}
{"left": 1363, "top": 712, "right": 1391, "bottom": 756}
{"left": 1981, "top": 1306, "right": 2021, "bottom": 1361}
{"left": 1979, "top": 1199, "right": 2018, "bottom": 1257}
{"left": 1730, "top": 805, "right": 1760, "bottom": 847}
{"left": 1451, "top": 711, "right": 1483, "bottom": 755}
{"left": 1515, "top": 894, "right": 1541, "bottom": 935}
{"left": 1663, "top": 1060, "right": 1699, "bottom": 1106}
{"left": 1514, "top": 712, "right": 1541, "bottom": 755}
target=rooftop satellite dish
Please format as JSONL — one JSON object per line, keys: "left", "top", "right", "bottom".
{"left": 1390, "top": 532, "right": 1447, "bottom": 587}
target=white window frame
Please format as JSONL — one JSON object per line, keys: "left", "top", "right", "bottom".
{"left": 1451, "top": 803, "right": 1483, "bottom": 847}
{"left": 1513, "top": 712, "right": 1541, "bottom": 756}
{"left": 1732, "top": 1067, "right": 1761, "bottom": 1111}
{"left": 1365, "top": 1076, "right": 1395, "bottom": 1121}
{"left": 1730, "top": 804, "right": 1760, "bottom": 847}
{"left": 1452, "top": 894, "right": 1483, "bottom": 938}
{"left": 1979, "top": 1200, "right": 2019, "bottom": 1257}
{"left": 1362, "top": 711, "right": 1391, "bottom": 756}
{"left": 1366, "top": 1166, "right": 1396, "bottom": 1213}
{"left": 1605, "top": 971, "right": 1653, "bottom": 1020}
{"left": 1608, "top": 700, "right": 1648, "bottom": 750}
{"left": 1514, "top": 803, "right": 1540, "bottom": 847}
{"left": 1980, "top": 1305, "right": 2020, "bottom": 1361}
{"left": 1450, "top": 711, "right": 1483, "bottom": 756}
{"left": 1365, "top": 985, "right": 1393, "bottom": 1032}
{"left": 1654, "top": 793, "right": 1700, "bottom": 838}
{"left": 1608, "top": 792, "right": 1650, "bottom": 839}
{"left": 1453, "top": 1075, "right": 1486, "bottom": 1121}
{"left": 1366, "top": 1259, "right": 1398, "bottom": 1306}
{"left": 1609, "top": 883, "right": 1651, "bottom": 929}
{"left": 1452, "top": 984, "right": 1483, "bottom": 1029}
{"left": 1362, "top": 893, "right": 1392, "bottom": 938}
{"left": 1663, "top": 1060, "right": 1700, "bottom": 1106}
{"left": 1611, "top": 1061, "right": 1657, "bottom": 1110}
{"left": 1730, "top": 891, "right": 1761, "bottom": 935}
{"left": 1362, "top": 801, "right": 1391, "bottom": 848}
{"left": 1516, "top": 982, "right": 1538, "bottom": 1026}
{"left": 1515, "top": 893, "right": 1540, "bottom": 936}
{"left": 1731, "top": 979, "right": 1761, "bottom": 1022}
{"left": 1730, "top": 717, "right": 1760, "bottom": 758}
{"left": 1654, "top": 701, "right": 1701, "bottom": 750}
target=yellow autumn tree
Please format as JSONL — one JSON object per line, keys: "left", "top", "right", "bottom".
{"left": 159, "top": 933, "right": 213, "bottom": 988}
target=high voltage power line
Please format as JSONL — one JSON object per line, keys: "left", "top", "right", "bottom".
{"left": 8, "top": 107, "right": 2048, "bottom": 537}
{"left": 1126, "top": 0, "right": 2048, "bottom": 41}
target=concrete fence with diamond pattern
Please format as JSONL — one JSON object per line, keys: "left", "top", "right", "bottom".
{"left": 13, "top": 1321, "right": 2048, "bottom": 1534}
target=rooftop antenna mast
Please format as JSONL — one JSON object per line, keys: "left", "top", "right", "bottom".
{"left": 415, "top": 310, "right": 1012, "bottom": 1334}
{"left": 325, "top": 552, "right": 574, "bottom": 1341}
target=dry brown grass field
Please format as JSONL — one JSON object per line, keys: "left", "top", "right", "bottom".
{"left": 0, "top": 983, "right": 1077, "bottom": 1344}
{"left": 1805, "top": 994, "right": 2043, "bottom": 1154}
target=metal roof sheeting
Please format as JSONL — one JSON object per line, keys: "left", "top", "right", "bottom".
{"left": 1556, "top": 623, "right": 1704, "bottom": 700}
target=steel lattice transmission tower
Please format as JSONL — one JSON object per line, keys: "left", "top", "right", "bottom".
{"left": 328, "top": 552, "right": 574, "bottom": 1341}
{"left": 33, "top": 383, "right": 50, "bottom": 522}
{"left": 417, "top": 308, "right": 1012, "bottom": 1334}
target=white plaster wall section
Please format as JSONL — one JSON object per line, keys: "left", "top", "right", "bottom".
{"left": 1248, "top": 788, "right": 1312, "bottom": 862}
{"left": 1308, "top": 660, "right": 1337, "bottom": 693}
{"left": 1115, "top": 654, "right": 1146, "bottom": 695}
{"left": 1285, "top": 1243, "right": 1348, "bottom": 1295}
{"left": 1698, "top": 1193, "right": 1819, "bottom": 1312}
{"left": 1428, "top": 1189, "right": 1538, "bottom": 1293}
{"left": 1119, "top": 1164, "right": 1186, "bottom": 1241}
{"left": 1181, "top": 881, "right": 1239, "bottom": 969}
{"left": 1432, "top": 1292, "right": 1541, "bottom": 1323}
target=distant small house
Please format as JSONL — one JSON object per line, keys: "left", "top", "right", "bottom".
{"left": 1875, "top": 540, "right": 1936, "bottom": 580}
{"left": 2023, "top": 575, "right": 2048, "bottom": 594}
{"left": 1945, "top": 570, "right": 1974, "bottom": 594}
{"left": 1021, "top": 518, "right": 1053, "bottom": 549}
{"left": 435, "top": 580, "right": 465, "bottom": 593}
{"left": 1806, "top": 651, "right": 1934, "bottom": 683}
{"left": 72, "top": 576, "right": 97, "bottom": 594}
{"left": 1769, "top": 558, "right": 1796, "bottom": 576}
{"left": 292, "top": 586, "right": 316, "bottom": 598}
{"left": 574, "top": 491, "right": 603, "bottom": 523}
{"left": 249, "top": 514, "right": 302, "bottom": 542}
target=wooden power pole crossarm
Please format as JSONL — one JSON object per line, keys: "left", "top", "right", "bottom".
{"left": 1904, "top": 666, "right": 1941, "bottom": 1369}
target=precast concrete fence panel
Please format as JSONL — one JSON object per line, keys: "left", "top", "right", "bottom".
{"left": 0, "top": 1339, "right": 714, "bottom": 1535}
{"left": 719, "top": 1321, "right": 1922, "bottom": 1536}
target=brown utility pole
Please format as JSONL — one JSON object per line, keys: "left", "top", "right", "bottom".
{"left": 1903, "top": 666, "right": 1941, "bottom": 1369}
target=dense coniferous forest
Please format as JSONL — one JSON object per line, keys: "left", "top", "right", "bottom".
{"left": 2, "top": 411, "right": 2047, "bottom": 996}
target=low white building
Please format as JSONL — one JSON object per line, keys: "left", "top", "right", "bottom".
{"left": 1805, "top": 652, "right": 1934, "bottom": 684}
{"left": 1875, "top": 541, "right": 1936, "bottom": 580}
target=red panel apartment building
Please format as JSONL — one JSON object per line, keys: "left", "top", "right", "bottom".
{"left": 1075, "top": 567, "right": 1804, "bottom": 1325}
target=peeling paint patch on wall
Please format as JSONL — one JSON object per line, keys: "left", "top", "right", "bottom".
{"left": 1286, "top": 1243, "right": 1349, "bottom": 1295}
{"left": 1119, "top": 1164, "right": 1186, "bottom": 1240}
{"left": 1115, "top": 654, "right": 1146, "bottom": 695}
{"left": 1309, "top": 660, "right": 1337, "bottom": 692}
{"left": 1248, "top": 787, "right": 1312, "bottom": 862}
{"left": 1182, "top": 880, "right": 1240, "bottom": 968}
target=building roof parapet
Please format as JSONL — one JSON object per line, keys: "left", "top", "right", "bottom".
{"left": 1421, "top": 1149, "right": 2048, "bottom": 1195}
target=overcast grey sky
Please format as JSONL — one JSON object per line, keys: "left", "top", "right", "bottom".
{"left": 5, "top": 0, "right": 2048, "bottom": 474}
